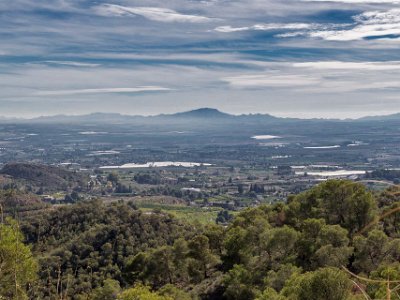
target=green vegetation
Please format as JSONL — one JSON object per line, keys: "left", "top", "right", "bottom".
{"left": 138, "top": 204, "right": 223, "bottom": 224}
{"left": 2, "top": 180, "right": 400, "bottom": 299}
{"left": 0, "top": 218, "right": 38, "bottom": 299}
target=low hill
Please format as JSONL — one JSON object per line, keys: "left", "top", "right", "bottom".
{"left": 1, "top": 163, "right": 88, "bottom": 192}
{"left": 16, "top": 179, "right": 400, "bottom": 300}
{"left": 0, "top": 189, "right": 45, "bottom": 213}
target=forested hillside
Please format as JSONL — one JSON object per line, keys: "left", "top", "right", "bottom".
{"left": 1, "top": 163, "right": 88, "bottom": 192}
{"left": 2, "top": 180, "right": 400, "bottom": 299}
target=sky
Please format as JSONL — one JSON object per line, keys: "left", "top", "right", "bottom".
{"left": 2, "top": 0, "right": 400, "bottom": 118}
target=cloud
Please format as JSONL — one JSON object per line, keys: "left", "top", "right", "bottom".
{"left": 214, "top": 26, "right": 250, "bottom": 33}
{"left": 3, "top": 0, "right": 400, "bottom": 118}
{"left": 222, "top": 9, "right": 400, "bottom": 42}
{"left": 0, "top": 0, "right": 77, "bottom": 13}
{"left": 43, "top": 61, "right": 100, "bottom": 67}
{"left": 34, "top": 86, "right": 172, "bottom": 96}
{"left": 215, "top": 22, "right": 352, "bottom": 41}
{"left": 95, "top": 4, "right": 212, "bottom": 23}
{"left": 222, "top": 74, "right": 320, "bottom": 88}
{"left": 293, "top": 61, "right": 400, "bottom": 70}
{"left": 218, "top": 59, "right": 400, "bottom": 95}
{"left": 303, "top": 0, "right": 400, "bottom": 3}
{"left": 307, "top": 9, "right": 400, "bottom": 40}
{"left": 215, "top": 23, "right": 316, "bottom": 33}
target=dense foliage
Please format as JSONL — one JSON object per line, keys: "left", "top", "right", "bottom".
{"left": 2, "top": 180, "right": 400, "bottom": 299}
{"left": 19, "top": 200, "right": 197, "bottom": 299}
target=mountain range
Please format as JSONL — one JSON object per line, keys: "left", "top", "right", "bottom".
{"left": 0, "top": 108, "right": 399, "bottom": 124}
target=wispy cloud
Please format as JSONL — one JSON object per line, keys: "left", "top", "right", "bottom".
{"left": 215, "top": 23, "right": 316, "bottom": 33}
{"left": 34, "top": 86, "right": 172, "bottom": 96}
{"left": 293, "top": 61, "right": 400, "bottom": 70}
{"left": 220, "top": 60, "right": 400, "bottom": 94}
{"left": 214, "top": 26, "right": 250, "bottom": 33}
{"left": 95, "top": 4, "right": 212, "bottom": 23}
{"left": 43, "top": 61, "right": 100, "bottom": 67}
{"left": 266, "top": 8, "right": 400, "bottom": 41}
{"left": 308, "top": 9, "right": 400, "bottom": 40}
{"left": 303, "top": 0, "right": 400, "bottom": 3}
{"left": 222, "top": 74, "right": 320, "bottom": 88}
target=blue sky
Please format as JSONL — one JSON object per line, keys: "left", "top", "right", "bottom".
{"left": 1, "top": 0, "right": 400, "bottom": 118}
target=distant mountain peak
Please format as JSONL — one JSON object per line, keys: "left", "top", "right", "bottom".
{"left": 171, "top": 108, "right": 232, "bottom": 118}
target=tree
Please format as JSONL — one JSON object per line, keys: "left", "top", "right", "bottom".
{"left": 287, "top": 180, "right": 377, "bottom": 235}
{"left": 281, "top": 267, "right": 351, "bottom": 300}
{"left": 260, "top": 226, "right": 299, "bottom": 266}
{"left": 91, "top": 279, "right": 121, "bottom": 300}
{"left": 380, "top": 202, "right": 400, "bottom": 238}
{"left": 313, "top": 223, "right": 352, "bottom": 269}
{"left": 125, "top": 252, "right": 150, "bottom": 283}
{"left": 118, "top": 284, "right": 172, "bottom": 300}
{"left": 71, "top": 191, "right": 80, "bottom": 201}
{"left": 238, "top": 184, "right": 244, "bottom": 194}
{"left": 250, "top": 184, "right": 265, "bottom": 194}
{"left": 256, "top": 288, "right": 287, "bottom": 300}
{"left": 319, "top": 180, "right": 377, "bottom": 234}
{"left": 264, "top": 264, "right": 302, "bottom": 292}
{"left": 0, "top": 218, "right": 38, "bottom": 299}
{"left": 115, "top": 183, "right": 133, "bottom": 194}
{"left": 353, "top": 229, "right": 400, "bottom": 273}
{"left": 295, "top": 219, "right": 353, "bottom": 270}
{"left": 296, "top": 219, "right": 326, "bottom": 269}
{"left": 216, "top": 210, "right": 233, "bottom": 224}
{"left": 134, "top": 172, "right": 161, "bottom": 185}
{"left": 125, "top": 247, "right": 175, "bottom": 288}
{"left": 188, "top": 235, "right": 220, "bottom": 281}
{"left": 223, "top": 227, "right": 249, "bottom": 268}
{"left": 223, "top": 264, "right": 258, "bottom": 300}
{"left": 147, "top": 247, "right": 175, "bottom": 287}
{"left": 369, "top": 262, "right": 400, "bottom": 299}
{"left": 158, "top": 284, "right": 191, "bottom": 300}
{"left": 171, "top": 239, "right": 189, "bottom": 284}
{"left": 107, "top": 172, "right": 119, "bottom": 184}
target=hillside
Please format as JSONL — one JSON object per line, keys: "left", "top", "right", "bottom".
{"left": 21, "top": 200, "right": 197, "bottom": 299}
{"left": 1, "top": 163, "right": 88, "bottom": 192}
{"left": 1, "top": 180, "right": 400, "bottom": 299}
{"left": 0, "top": 189, "right": 44, "bottom": 213}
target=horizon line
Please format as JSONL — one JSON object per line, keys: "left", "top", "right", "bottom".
{"left": 1, "top": 107, "right": 399, "bottom": 121}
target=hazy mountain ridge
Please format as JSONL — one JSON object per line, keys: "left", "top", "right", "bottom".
{"left": 358, "top": 113, "right": 400, "bottom": 121}
{"left": 1, "top": 108, "right": 400, "bottom": 124}
{"left": 0, "top": 108, "right": 280, "bottom": 124}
